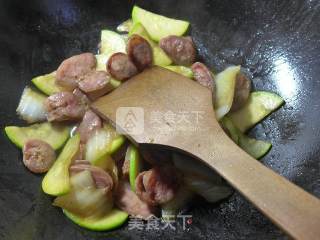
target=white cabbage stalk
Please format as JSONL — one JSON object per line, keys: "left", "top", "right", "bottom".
{"left": 85, "top": 127, "right": 115, "bottom": 166}
{"left": 16, "top": 87, "right": 47, "bottom": 123}
{"left": 53, "top": 170, "right": 113, "bottom": 218}
{"left": 173, "top": 153, "right": 232, "bottom": 203}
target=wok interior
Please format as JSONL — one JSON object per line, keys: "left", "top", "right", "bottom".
{"left": 0, "top": 0, "right": 319, "bottom": 239}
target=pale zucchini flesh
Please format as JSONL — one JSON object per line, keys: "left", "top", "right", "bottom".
{"left": 228, "top": 91, "right": 284, "bottom": 132}
{"left": 214, "top": 65, "right": 241, "bottom": 120}
{"left": 100, "top": 30, "right": 126, "bottom": 55}
{"left": 221, "top": 117, "right": 272, "bottom": 159}
{"left": 5, "top": 122, "right": 70, "bottom": 150}
{"left": 132, "top": 6, "right": 190, "bottom": 42}
{"left": 164, "top": 65, "right": 193, "bottom": 78}
{"left": 116, "top": 19, "right": 133, "bottom": 33}
{"left": 32, "top": 72, "right": 69, "bottom": 95}
{"left": 42, "top": 134, "right": 80, "bottom": 196}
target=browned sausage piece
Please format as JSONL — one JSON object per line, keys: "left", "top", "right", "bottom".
{"left": 45, "top": 92, "right": 86, "bottom": 122}
{"left": 159, "top": 35, "right": 196, "bottom": 66}
{"left": 191, "top": 62, "right": 215, "bottom": 91}
{"left": 115, "top": 181, "right": 157, "bottom": 219}
{"left": 23, "top": 139, "right": 56, "bottom": 173}
{"left": 127, "top": 34, "right": 153, "bottom": 71}
{"left": 78, "top": 71, "right": 114, "bottom": 100}
{"left": 107, "top": 52, "right": 138, "bottom": 81}
{"left": 72, "top": 88, "right": 91, "bottom": 107}
{"left": 77, "top": 110, "right": 102, "bottom": 143}
{"left": 56, "top": 53, "right": 97, "bottom": 90}
{"left": 70, "top": 164, "right": 114, "bottom": 192}
{"left": 230, "top": 72, "right": 252, "bottom": 112}
{"left": 135, "top": 165, "right": 180, "bottom": 206}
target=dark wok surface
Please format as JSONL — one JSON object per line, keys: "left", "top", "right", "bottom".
{"left": 0, "top": 0, "right": 319, "bottom": 239}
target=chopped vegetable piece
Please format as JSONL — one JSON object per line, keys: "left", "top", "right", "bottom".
{"left": 100, "top": 30, "right": 126, "bottom": 55}
{"left": 221, "top": 117, "right": 272, "bottom": 159}
{"left": 220, "top": 117, "right": 240, "bottom": 144}
{"left": 117, "top": 19, "right": 133, "bottom": 33}
{"left": 54, "top": 170, "right": 113, "bottom": 217}
{"left": 239, "top": 134, "right": 272, "bottom": 159}
{"left": 110, "top": 135, "right": 126, "bottom": 154}
{"left": 95, "top": 54, "right": 111, "bottom": 71}
{"left": 16, "top": 87, "right": 47, "bottom": 123}
{"left": 63, "top": 208, "right": 128, "bottom": 231}
{"left": 126, "top": 145, "right": 142, "bottom": 191}
{"left": 85, "top": 125, "right": 123, "bottom": 166}
{"left": 132, "top": 6, "right": 190, "bottom": 41}
{"left": 5, "top": 122, "right": 70, "bottom": 150}
{"left": 228, "top": 91, "right": 284, "bottom": 132}
{"left": 184, "top": 176, "right": 233, "bottom": 203}
{"left": 32, "top": 72, "right": 69, "bottom": 95}
{"left": 164, "top": 65, "right": 193, "bottom": 78}
{"left": 214, "top": 65, "right": 241, "bottom": 120}
{"left": 129, "top": 22, "right": 172, "bottom": 66}
{"left": 42, "top": 134, "right": 80, "bottom": 196}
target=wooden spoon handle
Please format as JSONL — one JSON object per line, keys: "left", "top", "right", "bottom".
{"left": 190, "top": 134, "right": 320, "bottom": 240}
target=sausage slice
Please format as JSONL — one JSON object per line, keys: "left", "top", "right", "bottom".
{"left": 107, "top": 52, "right": 138, "bottom": 81}
{"left": 127, "top": 34, "right": 153, "bottom": 71}
{"left": 135, "top": 166, "right": 180, "bottom": 206}
{"left": 23, "top": 139, "right": 56, "bottom": 173}
{"left": 159, "top": 36, "right": 196, "bottom": 66}
{"left": 78, "top": 71, "right": 114, "bottom": 100}
{"left": 45, "top": 92, "right": 86, "bottom": 122}
{"left": 230, "top": 73, "right": 252, "bottom": 112}
{"left": 56, "top": 53, "right": 97, "bottom": 90}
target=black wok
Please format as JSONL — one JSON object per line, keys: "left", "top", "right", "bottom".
{"left": 0, "top": 0, "right": 319, "bottom": 239}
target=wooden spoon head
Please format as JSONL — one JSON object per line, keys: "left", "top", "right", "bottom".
{"left": 92, "top": 66, "right": 224, "bottom": 150}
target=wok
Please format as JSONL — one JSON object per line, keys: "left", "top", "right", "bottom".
{"left": 0, "top": 0, "right": 319, "bottom": 239}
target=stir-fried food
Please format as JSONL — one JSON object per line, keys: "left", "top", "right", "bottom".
{"left": 4, "top": 5, "right": 284, "bottom": 232}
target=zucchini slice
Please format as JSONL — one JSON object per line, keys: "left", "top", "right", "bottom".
{"left": 214, "top": 66, "right": 240, "bottom": 120}
{"left": 100, "top": 30, "right": 126, "bottom": 55}
{"left": 164, "top": 65, "right": 193, "bottom": 78}
{"left": 228, "top": 91, "right": 284, "bottom": 132}
{"left": 126, "top": 145, "right": 142, "bottom": 191}
{"left": 129, "top": 22, "right": 172, "bottom": 66}
{"left": 32, "top": 72, "right": 69, "bottom": 95}
{"left": 117, "top": 19, "right": 133, "bottom": 33}
{"left": 42, "top": 134, "right": 80, "bottom": 196}
{"left": 5, "top": 122, "right": 70, "bottom": 150}
{"left": 132, "top": 6, "right": 190, "bottom": 42}
{"left": 221, "top": 117, "right": 272, "bottom": 159}
{"left": 63, "top": 208, "right": 128, "bottom": 231}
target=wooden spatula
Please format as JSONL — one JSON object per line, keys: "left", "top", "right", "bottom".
{"left": 93, "top": 66, "right": 320, "bottom": 239}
